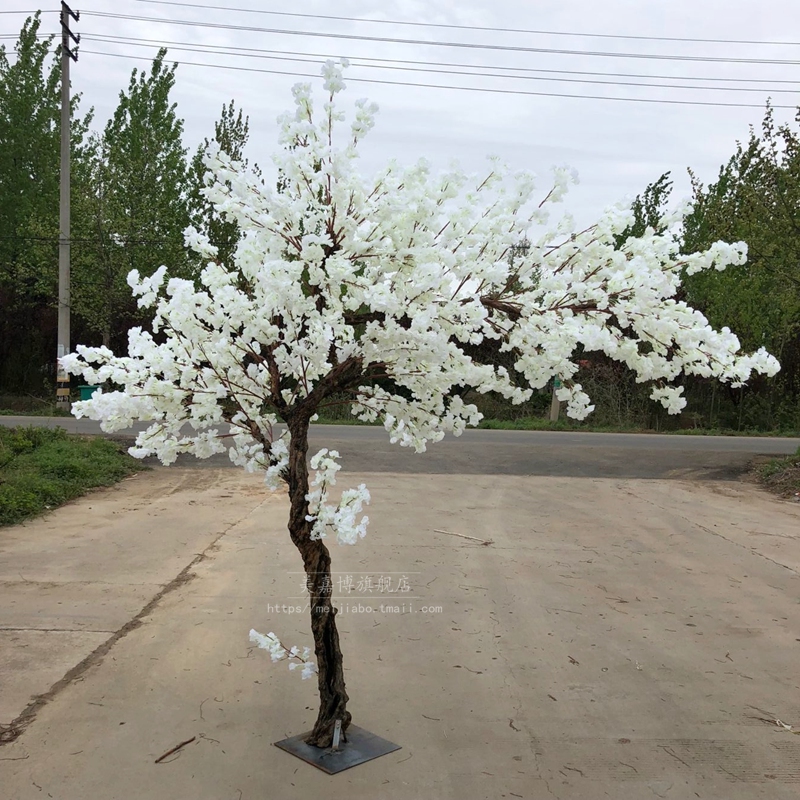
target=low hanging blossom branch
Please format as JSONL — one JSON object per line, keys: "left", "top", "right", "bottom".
{"left": 249, "top": 630, "right": 318, "bottom": 680}
{"left": 61, "top": 60, "right": 780, "bottom": 745}
{"left": 305, "top": 449, "right": 370, "bottom": 545}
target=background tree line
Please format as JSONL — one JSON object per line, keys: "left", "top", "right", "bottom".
{"left": 581, "top": 101, "right": 800, "bottom": 432}
{"left": 1, "top": 14, "right": 797, "bottom": 430}
{"left": 0, "top": 15, "right": 251, "bottom": 395}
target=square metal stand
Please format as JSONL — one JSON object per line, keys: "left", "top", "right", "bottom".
{"left": 274, "top": 724, "right": 401, "bottom": 774}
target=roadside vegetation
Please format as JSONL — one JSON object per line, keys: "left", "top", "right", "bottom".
{"left": 754, "top": 447, "right": 800, "bottom": 498}
{"left": 0, "top": 426, "right": 147, "bottom": 526}
{"left": 473, "top": 418, "right": 800, "bottom": 436}
{"left": 0, "top": 394, "right": 70, "bottom": 416}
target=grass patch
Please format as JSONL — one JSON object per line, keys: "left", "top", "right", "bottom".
{"left": 476, "top": 417, "right": 634, "bottom": 433}
{"left": 670, "top": 427, "right": 800, "bottom": 438}
{"left": 0, "top": 407, "right": 71, "bottom": 417}
{"left": 314, "top": 415, "right": 381, "bottom": 426}
{"left": 475, "top": 417, "right": 800, "bottom": 437}
{"left": 0, "top": 426, "right": 147, "bottom": 526}
{"left": 754, "top": 447, "right": 800, "bottom": 498}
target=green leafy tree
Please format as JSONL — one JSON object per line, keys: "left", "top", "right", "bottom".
{"left": 71, "top": 133, "right": 125, "bottom": 348}
{"left": 0, "top": 14, "right": 91, "bottom": 391}
{"left": 72, "top": 49, "right": 191, "bottom": 350}
{"left": 188, "top": 100, "right": 257, "bottom": 267}
{"left": 614, "top": 172, "right": 673, "bottom": 247}
{"left": 682, "top": 103, "right": 800, "bottom": 428}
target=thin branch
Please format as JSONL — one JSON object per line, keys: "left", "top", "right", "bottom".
{"left": 434, "top": 528, "right": 494, "bottom": 546}
{"left": 154, "top": 737, "right": 196, "bottom": 764}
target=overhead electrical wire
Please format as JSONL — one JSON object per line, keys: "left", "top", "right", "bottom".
{"left": 11, "top": 6, "right": 797, "bottom": 107}
{"left": 79, "top": 33, "right": 800, "bottom": 94}
{"left": 12, "top": 28, "right": 800, "bottom": 87}
{"left": 79, "top": 48, "right": 798, "bottom": 109}
{"left": 79, "top": 11, "right": 800, "bottom": 66}
{"left": 130, "top": 0, "right": 800, "bottom": 47}
{"left": 81, "top": 32, "right": 800, "bottom": 86}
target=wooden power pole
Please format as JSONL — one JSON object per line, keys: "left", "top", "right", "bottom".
{"left": 56, "top": 1, "right": 79, "bottom": 409}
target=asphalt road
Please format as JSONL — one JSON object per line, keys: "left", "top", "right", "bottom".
{"left": 2, "top": 415, "right": 798, "bottom": 479}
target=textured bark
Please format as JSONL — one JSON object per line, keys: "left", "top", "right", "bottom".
{"left": 286, "top": 411, "right": 351, "bottom": 748}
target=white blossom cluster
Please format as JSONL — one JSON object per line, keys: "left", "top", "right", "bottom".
{"left": 250, "top": 629, "right": 317, "bottom": 680}
{"left": 62, "top": 62, "right": 780, "bottom": 674}
{"left": 305, "top": 449, "right": 370, "bottom": 545}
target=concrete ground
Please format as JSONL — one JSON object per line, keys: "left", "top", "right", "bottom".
{"left": 1, "top": 463, "right": 800, "bottom": 799}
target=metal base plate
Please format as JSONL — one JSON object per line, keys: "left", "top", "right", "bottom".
{"left": 274, "top": 724, "right": 401, "bottom": 774}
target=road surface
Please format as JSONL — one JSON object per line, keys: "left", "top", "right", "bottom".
{"left": 2, "top": 415, "right": 798, "bottom": 479}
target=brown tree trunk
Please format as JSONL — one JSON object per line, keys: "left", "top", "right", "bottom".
{"left": 286, "top": 412, "right": 351, "bottom": 748}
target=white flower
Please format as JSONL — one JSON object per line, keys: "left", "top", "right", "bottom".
{"left": 301, "top": 662, "right": 318, "bottom": 680}
{"left": 251, "top": 629, "right": 318, "bottom": 678}
{"left": 249, "top": 629, "right": 287, "bottom": 662}
{"left": 306, "top": 450, "right": 370, "bottom": 545}
{"left": 650, "top": 385, "right": 687, "bottom": 415}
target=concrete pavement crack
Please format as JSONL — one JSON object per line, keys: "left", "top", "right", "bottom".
{"left": 1, "top": 580, "right": 164, "bottom": 588}
{"left": 0, "top": 496, "right": 269, "bottom": 747}
{"left": 0, "top": 628, "right": 116, "bottom": 634}
{"left": 626, "top": 488, "right": 799, "bottom": 578}
{"left": 694, "top": 520, "right": 799, "bottom": 577}
{"left": 543, "top": 778, "right": 561, "bottom": 799}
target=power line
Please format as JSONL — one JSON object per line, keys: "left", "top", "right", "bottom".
{"left": 131, "top": 0, "right": 800, "bottom": 48}
{"left": 80, "top": 48, "right": 798, "bottom": 108}
{"left": 79, "top": 11, "right": 800, "bottom": 66}
{"left": 0, "top": 234, "right": 179, "bottom": 244}
{"left": 79, "top": 34, "right": 800, "bottom": 95}
{"left": 82, "top": 32, "right": 800, "bottom": 86}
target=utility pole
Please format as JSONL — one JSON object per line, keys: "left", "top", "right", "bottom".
{"left": 56, "top": 1, "right": 79, "bottom": 410}
{"left": 549, "top": 377, "right": 561, "bottom": 423}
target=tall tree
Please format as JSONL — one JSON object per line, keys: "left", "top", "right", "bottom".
{"left": 70, "top": 133, "right": 126, "bottom": 348}
{"left": 65, "top": 63, "right": 779, "bottom": 749}
{"left": 0, "top": 13, "right": 91, "bottom": 390}
{"left": 188, "top": 100, "right": 257, "bottom": 268}
{"left": 614, "top": 172, "right": 673, "bottom": 247}
{"left": 682, "top": 103, "right": 800, "bottom": 426}
{"left": 72, "top": 49, "right": 190, "bottom": 350}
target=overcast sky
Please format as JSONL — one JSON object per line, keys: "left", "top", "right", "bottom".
{"left": 7, "top": 0, "right": 800, "bottom": 224}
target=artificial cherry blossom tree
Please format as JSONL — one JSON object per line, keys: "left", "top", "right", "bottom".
{"left": 62, "top": 62, "right": 779, "bottom": 748}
